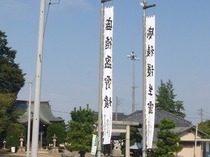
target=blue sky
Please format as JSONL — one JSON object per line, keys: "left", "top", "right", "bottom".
{"left": 1, "top": 0, "right": 210, "bottom": 125}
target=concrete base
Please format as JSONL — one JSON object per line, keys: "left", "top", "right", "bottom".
{"left": 49, "top": 147, "right": 59, "bottom": 154}
{"left": 112, "top": 155, "right": 124, "bottom": 157}
{"left": 62, "top": 149, "right": 75, "bottom": 157}
{"left": 17, "top": 147, "right": 25, "bottom": 153}
{"left": 111, "top": 150, "right": 124, "bottom": 157}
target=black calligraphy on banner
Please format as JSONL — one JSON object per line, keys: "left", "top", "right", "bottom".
{"left": 104, "top": 75, "right": 112, "bottom": 90}
{"left": 104, "top": 95, "right": 112, "bottom": 108}
{"left": 147, "top": 63, "right": 154, "bottom": 77}
{"left": 105, "top": 17, "right": 113, "bottom": 31}
{"left": 102, "top": 6, "right": 114, "bottom": 145}
{"left": 105, "top": 36, "right": 112, "bottom": 49}
{"left": 145, "top": 15, "right": 155, "bottom": 149}
{"left": 106, "top": 119, "right": 110, "bottom": 134}
{"left": 147, "top": 26, "right": 155, "bottom": 40}
{"left": 148, "top": 84, "right": 153, "bottom": 96}
{"left": 105, "top": 55, "right": 112, "bottom": 69}
{"left": 147, "top": 101, "right": 154, "bottom": 114}
{"left": 146, "top": 45, "right": 154, "bottom": 57}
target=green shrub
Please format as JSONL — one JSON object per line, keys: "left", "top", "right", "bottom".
{"left": 46, "top": 123, "right": 66, "bottom": 146}
{"left": 66, "top": 108, "right": 97, "bottom": 152}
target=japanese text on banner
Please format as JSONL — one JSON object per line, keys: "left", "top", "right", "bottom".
{"left": 145, "top": 15, "right": 155, "bottom": 149}
{"left": 102, "top": 6, "right": 114, "bottom": 145}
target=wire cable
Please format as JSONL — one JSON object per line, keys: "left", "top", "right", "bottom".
{"left": 52, "top": 109, "right": 69, "bottom": 114}
{"left": 44, "top": 0, "right": 61, "bottom": 37}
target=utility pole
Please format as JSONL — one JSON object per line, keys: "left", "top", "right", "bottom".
{"left": 115, "top": 96, "right": 119, "bottom": 120}
{"left": 97, "top": 1, "right": 111, "bottom": 157}
{"left": 199, "top": 108, "right": 203, "bottom": 123}
{"left": 141, "top": 1, "right": 156, "bottom": 157}
{"left": 194, "top": 125, "right": 198, "bottom": 157}
{"left": 31, "top": 0, "right": 46, "bottom": 157}
{"left": 127, "top": 51, "right": 140, "bottom": 113}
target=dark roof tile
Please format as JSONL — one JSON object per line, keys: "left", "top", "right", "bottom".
{"left": 123, "top": 107, "right": 192, "bottom": 127}
{"left": 16, "top": 100, "right": 64, "bottom": 125}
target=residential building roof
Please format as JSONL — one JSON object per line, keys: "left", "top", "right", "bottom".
{"left": 123, "top": 107, "right": 192, "bottom": 127}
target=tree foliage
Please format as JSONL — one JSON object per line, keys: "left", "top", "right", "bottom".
{"left": 66, "top": 107, "right": 97, "bottom": 152}
{"left": 120, "top": 126, "right": 141, "bottom": 146}
{"left": 0, "top": 30, "right": 25, "bottom": 141}
{"left": 0, "top": 30, "right": 25, "bottom": 147}
{"left": 0, "top": 93, "right": 23, "bottom": 136}
{"left": 154, "top": 119, "right": 183, "bottom": 157}
{"left": 0, "top": 30, "right": 25, "bottom": 94}
{"left": 6, "top": 123, "right": 26, "bottom": 148}
{"left": 46, "top": 123, "right": 67, "bottom": 145}
{"left": 198, "top": 120, "right": 210, "bottom": 138}
{"left": 156, "top": 80, "right": 185, "bottom": 118}
{"left": 120, "top": 126, "right": 142, "bottom": 155}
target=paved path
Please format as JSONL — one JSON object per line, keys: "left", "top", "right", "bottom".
{"left": 0, "top": 150, "right": 97, "bottom": 157}
{"left": 0, "top": 153, "right": 62, "bottom": 157}
{"left": 0, "top": 151, "right": 62, "bottom": 157}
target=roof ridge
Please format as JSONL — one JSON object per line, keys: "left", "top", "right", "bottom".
{"left": 156, "top": 107, "right": 192, "bottom": 125}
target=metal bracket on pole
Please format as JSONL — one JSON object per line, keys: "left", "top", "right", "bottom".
{"left": 143, "top": 4, "right": 156, "bottom": 10}
{"left": 101, "top": 0, "right": 111, "bottom": 3}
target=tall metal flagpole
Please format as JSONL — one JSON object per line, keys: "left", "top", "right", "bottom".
{"left": 98, "top": 1, "right": 111, "bottom": 157}
{"left": 97, "top": 1, "right": 104, "bottom": 157}
{"left": 27, "top": 81, "right": 32, "bottom": 157}
{"left": 31, "top": 0, "right": 46, "bottom": 157}
{"left": 127, "top": 52, "right": 140, "bottom": 113}
{"left": 142, "top": 1, "right": 147, "bottom": 156}
{"left": 141, "top": 1, "right": 155, "bottom": 157}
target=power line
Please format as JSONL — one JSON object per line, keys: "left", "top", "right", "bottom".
{"left": 49, "top": 0, "right": 60, "bottom": 5}
{"left": 44, "top": 0, "right": 61, "bottom": 37}
{"left": 52, "top": 109, "right": 69, "bottom": 114}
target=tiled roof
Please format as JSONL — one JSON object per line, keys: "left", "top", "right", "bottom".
{"left": 123, "top": 107, "right": 192, "bottom": 127}
{"left": 112, "top": 112, "right": 127, "bottom": 121}
{"left": 138, "top": 126, "right": 208, "bottom": 144}
{"left": 16, "top": 100, "right": 64, "bottom": 125}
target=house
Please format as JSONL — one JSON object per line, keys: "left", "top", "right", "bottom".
{"left": 121, "top": 108, "right": 210, "bottom": 157}
{"left": 177, "top": 126, "right": 203, "bottom": 157}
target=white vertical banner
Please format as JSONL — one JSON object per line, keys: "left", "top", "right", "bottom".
{"left": 102, "top": 6, "right": 114, "bottom": 145}
{"left": 91, "top": 134, "right": 98, "bottom": 155}
{"left": 145, "top": 15, "right": 155, "bottom": 149}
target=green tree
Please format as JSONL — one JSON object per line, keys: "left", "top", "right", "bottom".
{"left": 0, "top": 30, "right": 25, "bottom": 94}
{"left": 198, "top": 120, "right": 210, "bottom": 138}
{"left": 6, "top": 123, "right": 26, "bottom": 148}
{"left": 0, "top": 93, "right": 23, "bottom": 142}
{"left": 156, "top": 80, "right": 185, "bottom": 118}
{"left": 154, "top": 119, "right": 183, "bottom": 157}
{"left": 0, "top": 30, "right": 25, "bottom": 142}
{"left": 0, "top": 93, "right": 16, "bottom": 134}
{"left": 66, "top": 107, "right": 97, "bottom": 155}
{"left": 47, "top": 123, "right": 67, "bottom": 146}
